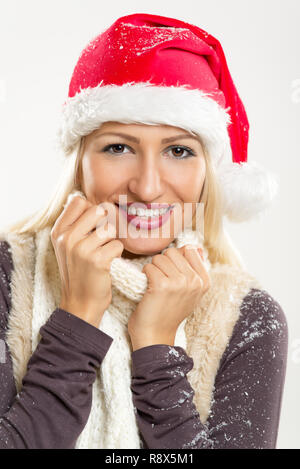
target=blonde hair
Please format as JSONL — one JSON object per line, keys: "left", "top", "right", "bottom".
{"left": 3, "top": 133, "right": 244, "bottom": 268}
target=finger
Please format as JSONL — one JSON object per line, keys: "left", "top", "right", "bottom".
{"left": 55, "top": 196, "right": 92, "bottom": 233}
{"left": 142, "top": 262, "right": 166, "bottom": 284}
{"left": 163, "top": 247, "right": 197, "bottom": 279}
{"left": 181, "top": 246, "right": 210, "bottom": 284}
{"left": 151, "top": 254, "right": 181, "bottom": 278}
{"left": 71, "top": 203, "right": 115, "bottom": 241}
{"left": 77, "top": 220, "right": 118, "bottom": 252}
{"left": 95, "top": 239, "right": 124, "bottom": 264}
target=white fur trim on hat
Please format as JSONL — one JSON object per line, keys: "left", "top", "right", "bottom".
{"left": 56, "top": 81, "right": 231, "bottom": 164}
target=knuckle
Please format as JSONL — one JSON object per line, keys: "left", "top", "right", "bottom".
{"left": 152, "top": 254, "right": 163, "bottom": 264}
{"left": 61, "top": 231, "right": 72, "bottom": 247}
{"left": 90, "top": 250, "right": 100, "bottom": 265}
{"left": 92, "top": 255, "right": 104, "bottom": 269}
{"left": 191, "top": 275, "right": 201, "bottom": 290}
{"left": 118, "top": 241, "right": 125, "bottom": 253}
{"left": 73, "top": 195, "right": 87, "bottom": 205}
{"left": 164, "top": 247, "right": 176, "bottom": 257}
{"left": 159, "top": 278, "right": 169, "bottom": 290}
{"left": 55, "top": 231, "right": 68, "bottom": 248}
{"left": 73, "top": 241, "right": 87, "bottom": 260}
{"left": 143, "top": 263, "right": 155, "bottom": 276}
{"left": 108, "top": 240, "right": 124, "bottom": 256}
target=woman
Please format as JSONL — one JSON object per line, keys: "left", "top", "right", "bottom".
{"left": 0, "top": 13, "right": 288, "bottom": 449}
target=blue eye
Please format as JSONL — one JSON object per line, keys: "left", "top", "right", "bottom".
{"left": 102, "top": 144, "right": 196, "bottom": 159}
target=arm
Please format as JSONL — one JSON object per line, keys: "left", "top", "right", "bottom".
{"left": 0, "top": 241, "right": 113, "bottom": 449}
{"left": 205, "top": 288, "right": 288, "bottom": 448}
{"left": 130, "top": 288, "right": 288, "bottom": 449}
{"left": 131, "top": 344, "right": 213, "bottom": 449}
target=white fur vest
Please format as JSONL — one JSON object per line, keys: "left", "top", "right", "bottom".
{"left": 0, "top": 222, "right": 262, "bottom": 448}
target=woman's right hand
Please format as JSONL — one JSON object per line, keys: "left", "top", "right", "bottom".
{"left": 50, "top": 195, "right": 124, "bottom": 328}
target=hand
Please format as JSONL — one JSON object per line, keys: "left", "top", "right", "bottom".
{"left": 51, "top": 196, "right": 124, "bottom": 328}
{"left": 128, "top": 245, "right": 211, "bottom": 351}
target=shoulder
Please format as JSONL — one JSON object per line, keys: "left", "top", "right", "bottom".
{"left": 238, "top": 288, "right": 288, "bottom": 342}
{"left": 219, "top": 288, "right": 288, "bottom": 371}
{"left": 0, "top": 240, "right": 13, "bottom": 275}
{"left": 0, "top": 239, "right": 13, "bottom": 287}
{"left": 0, "top": 240, "right": 14, "bottom": 329}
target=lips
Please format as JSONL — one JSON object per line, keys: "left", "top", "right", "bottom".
{"left": 116, "top": 203, "right": 174, "bottom": 230}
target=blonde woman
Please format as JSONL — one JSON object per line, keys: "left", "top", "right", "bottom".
{"left": 0, "top": 13, "right": 288, "bottom": 449}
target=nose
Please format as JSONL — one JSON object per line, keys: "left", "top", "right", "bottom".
{"left": 127, "top": 152, "right": 164, "bottom": 202}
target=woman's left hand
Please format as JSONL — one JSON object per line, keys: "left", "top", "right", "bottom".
{"left": 128, "top": 245, "right": 211, "bottom": 351}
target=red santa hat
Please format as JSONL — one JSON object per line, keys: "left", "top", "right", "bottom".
{"left": 57, "top": 12, "right": 278, "bottom": 222}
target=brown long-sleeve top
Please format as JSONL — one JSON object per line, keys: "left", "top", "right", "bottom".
{"left": 0, "top": 240, "right": 288, "bottom": 449}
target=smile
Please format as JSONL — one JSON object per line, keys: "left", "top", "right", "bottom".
{"left": 116, "top": 204, "right": 174, "bottom": 230}
{"left": 119, "top": 204, "right": 172, "bottom": 217}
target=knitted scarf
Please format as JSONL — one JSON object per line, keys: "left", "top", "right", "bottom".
{"left": 0, "top": 191, "right": 263, "bottom": 449}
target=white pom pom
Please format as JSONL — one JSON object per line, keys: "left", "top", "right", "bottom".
{"left": 216, "top": 161, "right": 279, "bottom": 222}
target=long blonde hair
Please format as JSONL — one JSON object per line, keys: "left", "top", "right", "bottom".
{"left": 2, "top": 133, "right": 244, "bottom": 268}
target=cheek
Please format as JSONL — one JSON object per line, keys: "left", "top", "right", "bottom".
{"left": 167, "top": 160, "right": 205, "bottom": 201}
{"left": 81, "top": 155, "right": 124, "bottom": 196}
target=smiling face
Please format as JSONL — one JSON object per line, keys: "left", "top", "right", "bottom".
{"left": 80, "top": 121, "right": 206, "bottom": 259}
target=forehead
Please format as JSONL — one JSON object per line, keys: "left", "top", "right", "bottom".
{"left": 89, "top": 121, "right": 199, "bottom": 140}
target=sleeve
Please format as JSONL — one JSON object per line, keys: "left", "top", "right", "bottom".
{"left": 0, "top": 241, "right": 114, "bottom": 449}
{"left": 205, "top": 288, "right": 288, "bottom": 449}
{"left": 130, "top": 344, "right": 214, "bottom": 449}
{"left": 130, "top": 288, "right": 288, "bottom": 449}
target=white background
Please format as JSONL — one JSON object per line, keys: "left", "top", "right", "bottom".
{"left": 0, "top": 0, "right": 299, "bottom": 449}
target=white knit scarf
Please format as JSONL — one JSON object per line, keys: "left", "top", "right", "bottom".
{"left": 30, "top": 190, "right": 211, "bottom": 449}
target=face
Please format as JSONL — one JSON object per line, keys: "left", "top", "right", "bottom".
{"left": 80, "top": 121, "right": 206, "bottom": 259}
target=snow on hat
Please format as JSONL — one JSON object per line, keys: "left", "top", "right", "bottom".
{"left": 56, "top": 12, "right": 278, "bottom": 222}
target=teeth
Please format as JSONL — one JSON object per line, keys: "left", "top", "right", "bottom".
{"left": 127, "top": 206, "right": 171, "bottom": 217}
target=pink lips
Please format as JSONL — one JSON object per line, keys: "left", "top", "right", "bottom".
{"left": 117, "top": 204, "right": 173, "bottom": 230}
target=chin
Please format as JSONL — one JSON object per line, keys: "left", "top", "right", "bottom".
{"left": 120, "top": 236, "right": 173, "bottom": 256}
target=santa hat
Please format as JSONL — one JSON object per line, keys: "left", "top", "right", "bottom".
{"left": 56, "top": 12, "right": 278, "bottom": 222}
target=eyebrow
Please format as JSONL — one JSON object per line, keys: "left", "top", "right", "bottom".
{"left": 93, "top": 131, "right": 202, "bottom": 145}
